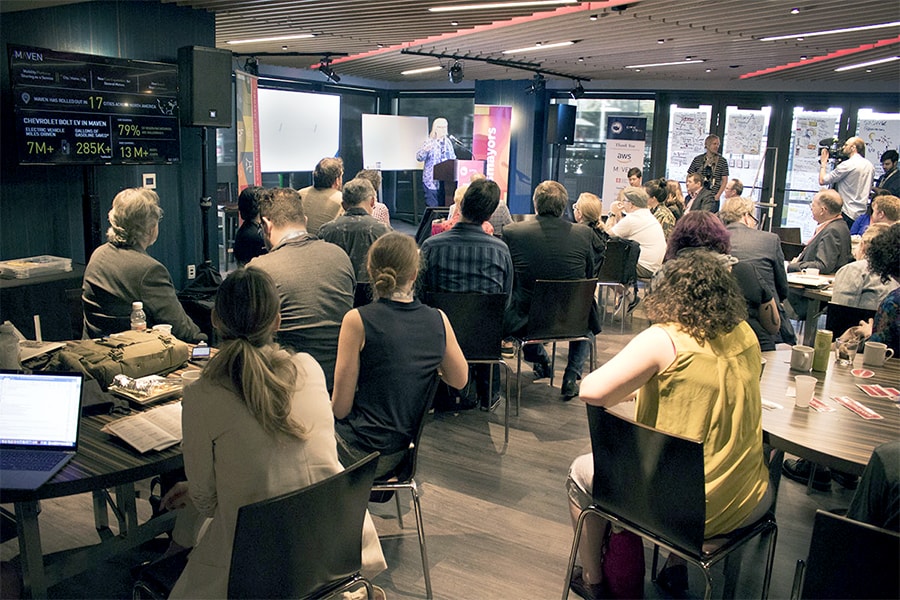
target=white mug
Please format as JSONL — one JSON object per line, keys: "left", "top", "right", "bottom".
{"left": 862, "top": 341, "right": 895, "bottom": 367}
{"left": 802, "top": 267, "right": 820, "bottom": 277}
{"left": 181, "top": 370, "right": 202, "bottom": 386}
{"left": 790, "top": 345, "right": 814, "bottom": 372}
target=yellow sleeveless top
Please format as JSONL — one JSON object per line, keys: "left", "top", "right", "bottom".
{"left": 635, "top": 321, "right": 769, "bottom": 537}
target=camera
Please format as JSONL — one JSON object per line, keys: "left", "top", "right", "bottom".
{"left": 819, "top": 138, "right": 850, "bottom": 163}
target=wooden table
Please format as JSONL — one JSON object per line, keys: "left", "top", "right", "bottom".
{"left": 0, "top": 408, "right": 184, "bottom": 598}
{"left": 760, "top": 347, "right": 900, "bottom": 482}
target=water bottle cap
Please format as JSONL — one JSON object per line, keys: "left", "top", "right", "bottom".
{"left": 132, "top": 301, "right": 143, "bottom": 310}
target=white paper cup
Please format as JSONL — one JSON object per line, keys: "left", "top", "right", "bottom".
{"left": 181, "top": 370, "right": 202, "bottom": 386}
{"left": 153, "top": 324, "right": 173, "bottom": 335}
{"left": 794, "top": 375, "right": 816, "bottom": 408}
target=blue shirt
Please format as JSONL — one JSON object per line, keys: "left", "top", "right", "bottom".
{"left": 415, "top": 137, "right": 455, "bottom": 191}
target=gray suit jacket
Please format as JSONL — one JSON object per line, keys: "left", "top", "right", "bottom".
{"left": 726, "top": 223, "right": 788, "bottom": 301}
{"left": 787, "top": 219, "right": 852, "bottom": 274}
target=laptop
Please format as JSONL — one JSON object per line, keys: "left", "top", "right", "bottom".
{"left": 0, "top": 370, "right": 83, "bottom": 491}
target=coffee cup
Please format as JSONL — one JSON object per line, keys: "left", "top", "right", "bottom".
{"left": 152, "top": 323, "right": 173, "bottom": 336}
{"left": 790, "top": 345, "right": 814, "bottom": 372}
{"left": 794, "top": 375, "right": 817, "bottom": 409}
{"left": 181, "top": 370, "right": 202, "bottom": 386}
{"left": 802, "top": 267, "right": 820, "bottom": 277}
{"left": 863, "top": 341, "right": 895, "bottom": 367}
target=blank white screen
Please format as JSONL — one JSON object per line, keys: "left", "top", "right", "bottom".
{"left": 257, "top": 88, "right": 341, "bottom": 172}
{"left": 362, "top": 114, "right": 429, "bottom": 171}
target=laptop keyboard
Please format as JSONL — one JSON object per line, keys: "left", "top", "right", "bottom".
{"left": 1, "top": 452, "right": 68, "bottom": 471}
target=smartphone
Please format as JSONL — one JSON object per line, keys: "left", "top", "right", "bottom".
{"left": 191, "top": 345, "right": 210, "bottom": 360}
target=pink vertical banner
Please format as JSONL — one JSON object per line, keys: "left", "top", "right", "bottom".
{"left": 472, "top": 104, "right": 512, "bottom": 200}
{"left": 235, "top": 69, "right": 261, "bottom": 190}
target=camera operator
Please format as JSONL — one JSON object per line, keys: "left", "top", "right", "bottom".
{"left": 819, "top": 136, "right": 875, "bottom": 228}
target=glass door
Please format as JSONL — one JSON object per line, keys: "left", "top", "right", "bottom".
{"left": 664, "top": 103, "right": 712, "bottom": 185}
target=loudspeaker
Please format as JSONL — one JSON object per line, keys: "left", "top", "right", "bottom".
{"left": 547, "top": 103, "right": 577, "bottom": 144}
{"left": 178, "top": 46, "right": 233, "bottom": 128}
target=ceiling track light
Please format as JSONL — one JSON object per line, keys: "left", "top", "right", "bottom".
{"left": 318, "top": 59, "right": 341, "bottom": 83}
{"left": 526, "top": 73, "right": 546, "bottom": 94}
{"left": 569, "top": 81, "right": 585, "bottom": 99}
{"left": 243, "top": 57, "right": 259, "bottom": 76}
{"left": 448, "top": 60, "right": 465, "bottom": 83}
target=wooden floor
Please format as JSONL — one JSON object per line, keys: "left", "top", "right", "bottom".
{"left": 1, "top": 306, "right": 857, "bottom": 599}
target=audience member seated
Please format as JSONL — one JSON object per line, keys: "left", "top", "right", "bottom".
{"left": 503, "top": 181, "right": 600, "bottom": 399}
{"left": 683, "top": 172, "right": 718, "bottom": 213}
{"left": 664, "top": 179, "right": 686, "bottom": 221}
{"left": 644, "top": 179, "right": 676, "bottom": 239}
{"left": 831, "top": 223, "right": 898, "bottom": 310}
{"left": 232, "top": 185, "right": 268, "bottom": 266}
{"left": 354, "top": 169, "right": 391, "bottom": 227}
{"left": 82, "top": 188, "right": 203, "bottom": 342}
{"left": 162, "top": 267, "right": 386, "bottom": 599}
{"left": 723, "top": 178, "right": 743, "bottom": 200}
{"left": 251, "top": 188, "right": 355, "bottom": 390}
{"left": 870, "top": 193, "right": 900, "bottom": 226}
{"left": 720, "top": 196, "right": 795, "bottom": 345}
{"left": 419, "top": 179, "right": 513, "bottom": 409}
{"left": 332, "top": 233, "right": 468, "bottom": 478}
{"left": 571, "top": 192, "right": 610, "bottom": 277}
{"left": 566, "top": 251, "right": 772, "bottom": 599}
{"left": 846, "top": 440, "right": 900, "bottom": 532}
{"left": 627, "top": 167, "right": 642, "bottom": 187}
{"left": 299, "top": 157, "right": 344, "bottom": 236}
{"left": 488, "top": 197, "right": 514, "bottom": 237}
{"left": 318, "top": 177, "right": 391, "bottom": 284}
{"left": 876, "top": 150, "right": 900, "bottom": 197}
{"left": 441, "top": 177, "right": 493, "bottom": 235}
{"left": 666, "top": 211, "right": 781, "bottom": 350}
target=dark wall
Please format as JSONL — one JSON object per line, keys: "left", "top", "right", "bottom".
{"left": 0, "top": 1, "right": 216, "bottom": 289}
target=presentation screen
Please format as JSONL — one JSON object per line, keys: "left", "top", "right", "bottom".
{"left": 257, "top": 88, "right": 340, "bottom": 172}
{"left": 362, "top": 114, "right": 428, "bottom": 171}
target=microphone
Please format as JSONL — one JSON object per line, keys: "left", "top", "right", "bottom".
{"left": 448, "top": 134, "right": 463, "bottom": 145}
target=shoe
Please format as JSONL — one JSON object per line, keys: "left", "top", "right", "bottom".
{"left": 569, "top": 565, "right": 606, "bottom": 600}
{"left": 627, "top": 294, "right": 640, "bottom": 313}
{"left": 501, "top": 340, "right": 515, "bottom": 357}
{"left": 561, "top": 375, "right": 579, "bottom": 400}
{"left": 369, "top": 490, "right": 395, "bottom": 503}
{"left": 532, "top": 361, "right": 551, "bottom": 381}
{"left": 831, "top": 470, "right": 859, "bottom": 490}
{"left": 656, "top": 564, "right": 688, "bottom": 597}
{"left": 480, "top": 393, "right": 502, "bottom": 412}
{"left": 782, "top": 458, "right": 831, "bottom": 491}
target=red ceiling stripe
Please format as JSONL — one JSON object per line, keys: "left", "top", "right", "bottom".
{"left": 740, "top": 36, "right": 900, "bottom": 79}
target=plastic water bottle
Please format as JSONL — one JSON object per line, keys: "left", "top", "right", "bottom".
{"left": 0, "top": 321, "right": 20, "bottom": 369}
{"left": 130, "top": 301, "right": 147, "bottom": 331}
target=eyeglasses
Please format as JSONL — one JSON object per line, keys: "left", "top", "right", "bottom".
{"left": 746, "top": 213, "right": 758, "bottom": 225}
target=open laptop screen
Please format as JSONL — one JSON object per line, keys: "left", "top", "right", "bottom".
{"left": 0, "top": 371, "right": 82, "bottom": 450}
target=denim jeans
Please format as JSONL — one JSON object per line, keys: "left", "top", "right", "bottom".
{"left": 523, "top": 337, "right": 592, "bottom": 378}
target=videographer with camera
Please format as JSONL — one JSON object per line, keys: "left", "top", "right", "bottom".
{"left": 819, "top": 136, "right": 875, "bottom": 228}
{"left": 687, "top": 134, "right": 729, "bottom": 205}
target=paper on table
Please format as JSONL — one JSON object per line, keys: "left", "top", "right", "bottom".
{"left": 761, "top": 399, "right": 783, "bottom": 410}
{"left": 102, "top": 402, "right": 182, "bottom": 453}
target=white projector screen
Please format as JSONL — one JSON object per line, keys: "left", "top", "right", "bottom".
{"left": 362, "top": 114, "right": 429, "bottom": 171}
{"left": 257, "top": 88, "right": 341, "bottom": 172}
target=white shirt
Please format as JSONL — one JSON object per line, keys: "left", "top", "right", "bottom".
{"left": 611, "top": 208, "right": 666, "bottom": 275}
{"left": 821, "top": 153, "right": 875, "bottom": 220}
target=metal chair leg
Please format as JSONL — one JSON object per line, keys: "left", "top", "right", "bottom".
{"left": 409, "top": 483, "right": 432, "bottom": 599}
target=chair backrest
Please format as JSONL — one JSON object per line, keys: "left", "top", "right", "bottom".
{"left": 227, "top": 452, "right": 380, "bottom": 599}
{"left": 377, "top": 372, "right": 441, "bottom": 484}
{"left": 800, "top": 510, "right": 899, "bottom": 600}
{"left": 824, "top": 303, "right": 876, "bottom": 338}
{"left": 781, "top": 241, "right": 804, "bottom": 262}
{"left": 587, "top": 405, "right": 706, "bottom": 553}
{"left": 525, "top": 279, "right": 597, "bottom": 340}
{"left": 65, "top": 287, "right": 85, "bottom": 339}
{"left": 414, "top": 207, "right": 450, "bottom": 245}
{"left": 426, "top": 292, "right": 506, "bottom": 361}
{"left": 773, "top": 227, "right": 802, "bottom": 244}
{"left": 353, "top": 282, "right": 373, "bottom": 308}
{"left": 597, "top": 238, "right": 640, "bottom": 286}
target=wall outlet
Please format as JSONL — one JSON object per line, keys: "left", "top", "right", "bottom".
{"left": 187, "top": 264, "right": 196, "bottom": 279}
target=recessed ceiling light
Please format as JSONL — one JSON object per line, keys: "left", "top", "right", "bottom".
{"left": 800, "top": 55, "right": 808, "bottom": 60}
{"left": 377, "top": 43, "right": 384, "bottom": 48}
{"left": 282, "top": 45, "right": 288, "bottom": 51}
{"left": 625, "top": 59, "right": 704, "bottom": 68}
{"left": 790, "top": 7, "right": 800, "bottom": 14}
{"left": 502, "top": 40, "right": 575, "bottom": 54}
{"left": 578, "top": 56, "right": 585, "bottom": 62}
{"left": 589, "top": 14, "right": 598, "bottom": 21}
{"left": 429, "top": 0, "right": 576, "bottom": 12}
{"left": 634, "top": 69, "right": 642, "bottom": 72}
{"left": 796, "top": 37, "right": 804, "bottom": 41}
{"left": 657, "top": 39, "right": 665, "bottom": 44}
{"left": 759, "top": 21, "right": 900, "bottom": 41}
{"left": 401, "top": 65, "right": 445, "bottom": 75}
{"left": 866, "top": 68, "right": 873, "bottom": 72}
{"left": 227, "top": 33, "right": 315, "bottom": 44}
{"left": 450, "top": 20, "right": 459, "bottom": 26}
{"left": 705, "top": 68, "right": 712, "bottom": 72}
{"left": 834, "top": 55, "right": 900, "bottom": 72}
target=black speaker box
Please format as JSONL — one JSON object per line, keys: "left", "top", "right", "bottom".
{"left": 547, "top": 103, "right": 577, "bottom": 144}
{"left": 178, "top": 46, "right": 233, "bottom": 128}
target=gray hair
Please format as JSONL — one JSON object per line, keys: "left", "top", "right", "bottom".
{"left": 621, "top": 186, "right": 649, "bottom": 209}
{"left": 106, "top": 188, "right": 163, "bottom": 248}
{"left": 719, "top": 196, "right": 756, "bottom": 224}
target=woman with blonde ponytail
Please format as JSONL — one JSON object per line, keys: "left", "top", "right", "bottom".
{"left": 168, "top": 267, "right": 386, "bottom": 599}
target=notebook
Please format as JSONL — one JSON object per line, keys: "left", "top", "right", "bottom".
{"left": 0, "top": 370, "right": 83, "bottom": 491}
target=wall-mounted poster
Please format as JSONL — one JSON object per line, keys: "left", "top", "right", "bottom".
{"left": 857, "top": 114, "right": 900, "bottom": 179}
{"left": 665, "top": 107, "right": 710, "bottom": 182}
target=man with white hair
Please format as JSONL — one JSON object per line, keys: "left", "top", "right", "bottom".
{"left": 819, "top": 136, "right": 875, "bottom": 227}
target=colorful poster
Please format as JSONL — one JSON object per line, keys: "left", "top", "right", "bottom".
{"left": 235, "top": 69, "right": 261, "bottom": 190}
{"left": 790, "top": 116, "right": 837, "bottom": 191}
{"left": 602, "top": 117, "right": 646, "bottom": 211}
{"left": 472, "top": 104, "right": 512, "bottom": 200}
{"left": 665, "top": 108, "right": 710, "bottom": 181}
{"left": 857, "top": 116, "right": 900, "bottom": 179}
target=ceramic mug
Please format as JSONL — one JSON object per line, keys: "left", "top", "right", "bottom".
{"left": 790, "top": 345, "right": 814, "bottom": 372}
{"left": 862, "top": 341, "right": 895, "bottom": 367}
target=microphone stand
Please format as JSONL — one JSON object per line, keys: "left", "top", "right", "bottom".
{"left": 447, "top": 136, "right": 472, "bottom": 160}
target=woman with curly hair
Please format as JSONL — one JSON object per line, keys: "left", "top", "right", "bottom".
{"left": 332, "top": 232, "right": 468, "bottom": 477}
{"left": 844, "top": 223, "right": 900, "bottom": 355}
{"left": 565, "top": 251, "right": 772, "bottom": 599}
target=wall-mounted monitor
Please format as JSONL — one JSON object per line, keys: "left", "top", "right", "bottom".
{"left": 257, "top": 88, "right": 340, "bottom": 173}
{"left": 8, "top": 45, "right": 181, "bottom": 165}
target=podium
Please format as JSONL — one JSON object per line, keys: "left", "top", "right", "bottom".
{"left": 433, "top": 159, "right": 486, "bottom": 206}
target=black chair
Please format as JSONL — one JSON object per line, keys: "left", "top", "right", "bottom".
{"left": 824, "top": 302, "right": 876, "bottom": 338}
{"left": 596, "top": 238, "right": 640, "bottom": 333}
{"left": 773, "top": 227, "right": 802, "bottom": 244}
{"left": 563, "top": 406, "right": 777, "bottom": 600}
{"left": 414, "top": 206, "right": 450, "bottom": 245}
{"left": 791, "top": 509, "right": 899, "bottom": 599}
{"left": 426, "top": 292, "right": 511, "bottom": 443}
{"left": 134, "top": 452, "right": 380, "bottom": 600}
{"left": 354, "top": 282, "right": 374, "bottom": 307}
{"left": 370, "top": 373, "right": 441, "bottom": 599}
{"left": 513, "top": 279, "right": 597, "bottom": 412}
{"left": 65, "top": 287, "right": 84, "bottom": 339}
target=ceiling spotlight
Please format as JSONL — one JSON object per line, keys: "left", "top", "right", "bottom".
{"left": 569, "top": 81, "right": 585, "bottom": 99}
{"left": 243, "top": 57, "right": 259, "bottom": 76}
{"left": 657, "top": 39, "right": 665, "bottom": 44}
{"left": 800, "top": 55, "right": 808, "bottom": 60}
{"left": 525, "top": 73, "right": 546, "bottom": 94}
{"left": 589, "top": 14, "right": 598, "bottom": 21}
{"left": 281, "top": 45, "right": 288, "bottom": 51}
{"left": 790, "top": 7, "right": 800, "bottom": 14}
{"left": 450, "top": 20, "right": 459, "bottom": 26}
{"left": 448, "top": 60, "right": 464, "bottom": 84}
{"left": 578, "top": 56, "right": 585, "bottom": 62}
{"left": 318, "top": 59, "right": 341, "bottom": 83}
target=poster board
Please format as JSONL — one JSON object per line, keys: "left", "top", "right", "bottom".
{"left": 361, "top": 114, "right": 428, "bottom": 171}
